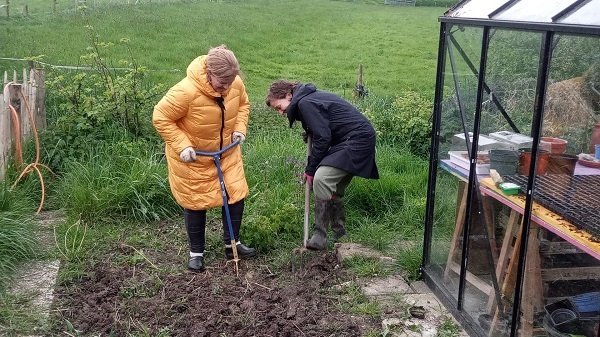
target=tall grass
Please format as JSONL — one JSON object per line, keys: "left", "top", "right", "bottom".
{"left": 54, "top": 141, "right": 180, "bottom": 223}
{"left": 0, "top": 183, "right": 38, "bottom": 294}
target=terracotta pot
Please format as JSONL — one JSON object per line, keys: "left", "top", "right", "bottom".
{"left": 547, "top": 154, "right": 578, "bottom": 175}
{"left": 540, "top": 139, "right": 552, "bottom": 152}
{"left": 589, "top": 122, "right": 600, "bottom": 154}
{"left": 519, "top": 149, "right": 549, "bottom": 175}
{"left": 540, "top": 137, "right": 568, "bottom": 154}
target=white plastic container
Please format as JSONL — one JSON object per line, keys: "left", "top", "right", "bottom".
{"left": 448, "top": 151, "right": 490, "bottom": 174}
{"left": 451, "top": 132, "right": 503, "bottom": 152}
{"left": 488, "top": 131, "right": 534, "bottom": 150}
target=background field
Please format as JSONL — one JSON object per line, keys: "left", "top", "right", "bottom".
{"left": 1, "top": 0, "right": 449, "bottom": 101}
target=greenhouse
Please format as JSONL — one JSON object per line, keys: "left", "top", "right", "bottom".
{"left": 422, "top": 0, "right": 600, "bottom": 336}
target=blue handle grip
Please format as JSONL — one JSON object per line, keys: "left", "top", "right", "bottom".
{"left": 195, "top": 139, "right": 240, "bottom": 157}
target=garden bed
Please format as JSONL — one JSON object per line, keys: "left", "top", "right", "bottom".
{"left": 49, "top": 248, "right": 379, "bottom": 336}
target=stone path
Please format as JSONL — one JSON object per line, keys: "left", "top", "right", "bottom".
{"left": 335, "top": 242, "right": 469, "bottom": 337}
{"left": 8, "top": 210, "right": 63, "bottom": 337}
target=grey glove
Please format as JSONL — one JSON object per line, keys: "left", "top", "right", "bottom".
{"left": 180, "top": 146, "right": 197, "bottom": 162}
{"left": 232, "top": 131, "right": 246, "bottom": 144}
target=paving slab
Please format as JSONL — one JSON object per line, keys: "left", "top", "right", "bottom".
{"left": 362, "top": 275, "right": 412, "bottom": 296}
{"left": 336, "top": 242, "right": 469, "bottom": 337}
{"left": 7, "top": 210, "right": 64, "bottom": 337}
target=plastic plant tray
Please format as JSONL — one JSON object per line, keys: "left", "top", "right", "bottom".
{"left": 544, "top": 298, "right": 580, "bottom": 327}
{"left": 499, "top": 182, "right": 520, "bottom": 195}
{"left": 451, "top": 133, "right": 502, "bottom": 151}
{"left": 448, "top": 151, "right": 490, "bottom": 174}
{"left": 502, "top": 175, "right": 600, "bottom": 239}
{"left": 488, "top": 131, "right": 534, "bottom": 150}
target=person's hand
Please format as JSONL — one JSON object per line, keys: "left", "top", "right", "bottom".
{"left": 301, "top": 131, "right": 309, "bottom": 143}
{"left": 303, "top": 172, "right": 314, "bottom": 185}
{"left": 232, "top": 132, "right": 246, "bottom": 144}
{"left": 180, "top": 147, "right": 197, "bottom": 163}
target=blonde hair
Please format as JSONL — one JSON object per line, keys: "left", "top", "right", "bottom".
{"left": 206, "top": 45, "right": 240, "bottom": 83}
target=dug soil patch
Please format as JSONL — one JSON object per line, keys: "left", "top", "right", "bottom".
{"left": 49, "top": 250, "right": 378, "bottom": 336}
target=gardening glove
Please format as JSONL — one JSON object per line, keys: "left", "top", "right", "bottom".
{"left": 180, "top": 146, "right": 197, "bottom": 163}
{"left": 303, "top": 172, "right": 314, "bottom": 186}
{"left": 232, "top": 131, "right": 245, "bottom": 144}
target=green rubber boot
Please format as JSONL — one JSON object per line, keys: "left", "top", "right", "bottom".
{"left": 306, "top": 198, "right": 333, "bottom": 250}
{"left": 331, "top": 197, "right": 347, "bottom": 242}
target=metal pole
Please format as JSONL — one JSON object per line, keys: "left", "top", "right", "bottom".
{"left": 457, "top": 25, "right": 491, "bottom": 310}
{"left": 509, "top": 31, "right": 555, "bottom": 337}
{"left": 422, "top": 22, "right": 448, "bottom": 268}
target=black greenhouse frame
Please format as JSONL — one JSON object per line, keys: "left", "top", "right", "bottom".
{"left": 421, "top": 2, "right": 600, "bottom": 337}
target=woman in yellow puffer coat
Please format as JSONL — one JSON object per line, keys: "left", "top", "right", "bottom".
{"left": 153, "top": 45, "right": 255, "bottom": 272}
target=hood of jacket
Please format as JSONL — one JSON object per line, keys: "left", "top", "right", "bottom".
{"left": 286, "top": 82, "right": 317, "bottom": 128}
{"left": 152, "top": 55, "right": 251, "bottom": 210}
{"left": 186, "top": 55, "right": 232, "bottom": 98}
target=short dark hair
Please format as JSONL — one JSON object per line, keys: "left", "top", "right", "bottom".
{"left": 265, "top": 80, "right": 299, "bottom": 107}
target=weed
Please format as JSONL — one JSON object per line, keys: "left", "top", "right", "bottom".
{"left": 54, "top": 217, "right": 87, "bottom": 262}
{"left": 436, "top": 317, "right": 461, "bottom": 337}
{"left": 343, "top": 255, "right": 392, "bottom": 278}
{"left": 328, "top": 281, "right": 381, "bottom": 318}
{"left": 408, "top": 322, "right": 422, "bottom": 331}
{"left": 0, "top": 293, "right": 48, "bottom": 336}
{"left": 393, "top": 242, "right": 423, "bottom": 282}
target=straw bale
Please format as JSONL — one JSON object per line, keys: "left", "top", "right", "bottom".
{"left": 543, "top": 76, "right": 596, "bottom": 137}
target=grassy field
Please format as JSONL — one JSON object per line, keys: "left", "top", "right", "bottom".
{"left": 0, "top": 0, "right": 446, "bottom": 101}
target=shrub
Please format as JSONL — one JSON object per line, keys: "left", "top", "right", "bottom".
{"left": 42, "top": 26, "right": 165, "bottom": 172}
{"left": 241, "top": 203, "right": 300, "bottom": 252}
{"left": 361, "top": 92, "right": 432, "bottom": 158}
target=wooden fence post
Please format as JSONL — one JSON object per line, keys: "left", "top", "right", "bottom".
{"left": 1, "top": 73, "right": 10, "bottom": 181}
{"left": 17, "top": 69, "right": 30, "bottom": 141}
{"left": 0, "top": 68, "right": 46, "bottom": 181}
{"left": 30, "top": 68, "right": 46, "bottom": 131}
{"left": 5, "top": 0, "right": 9, "bottom": 17}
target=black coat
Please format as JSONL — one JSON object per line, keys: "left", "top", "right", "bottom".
{"left": 286, "top": 83, "right": 379, "bottom": 179}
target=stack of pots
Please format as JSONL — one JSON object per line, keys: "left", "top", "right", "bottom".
{"left": 518, "top": 137, "right": 577, "bottom": 175}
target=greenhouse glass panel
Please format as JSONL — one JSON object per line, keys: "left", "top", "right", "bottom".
{"left": 560, "top": 1, "right": 600, "bottom": 25}
{"left": 494, "top": 0, "right": 577, "bottom": 23}
{"left": 427, "top": 24, "right": 484, "bottom": 306}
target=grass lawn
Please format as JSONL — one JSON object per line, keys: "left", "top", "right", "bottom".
{"left": 0, "top": 0, "right": 445, "bottom": 101}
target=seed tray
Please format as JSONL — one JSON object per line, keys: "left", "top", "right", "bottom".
{"left": 502, "top": 175, "right": 600, "bottom": 239}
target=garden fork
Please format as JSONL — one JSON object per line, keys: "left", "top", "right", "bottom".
{"left": 195, "top": 139, "right": 241, "bottom": 275}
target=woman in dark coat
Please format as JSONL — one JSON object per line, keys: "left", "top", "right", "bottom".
{"left": 266, "top": 80, "right": 379, "bottom": 250}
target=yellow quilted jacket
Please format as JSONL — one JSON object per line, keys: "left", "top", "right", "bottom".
{"left": 152, "top": 55, "right": 250, "bottom": 210}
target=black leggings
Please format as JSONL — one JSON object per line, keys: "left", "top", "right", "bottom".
{"left": 184, "top": 199, "right": 245, "bottom": 253}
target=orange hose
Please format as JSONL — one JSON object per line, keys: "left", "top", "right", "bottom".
{"left": 5, "top": 81, "right": 54, "bottom": 214}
